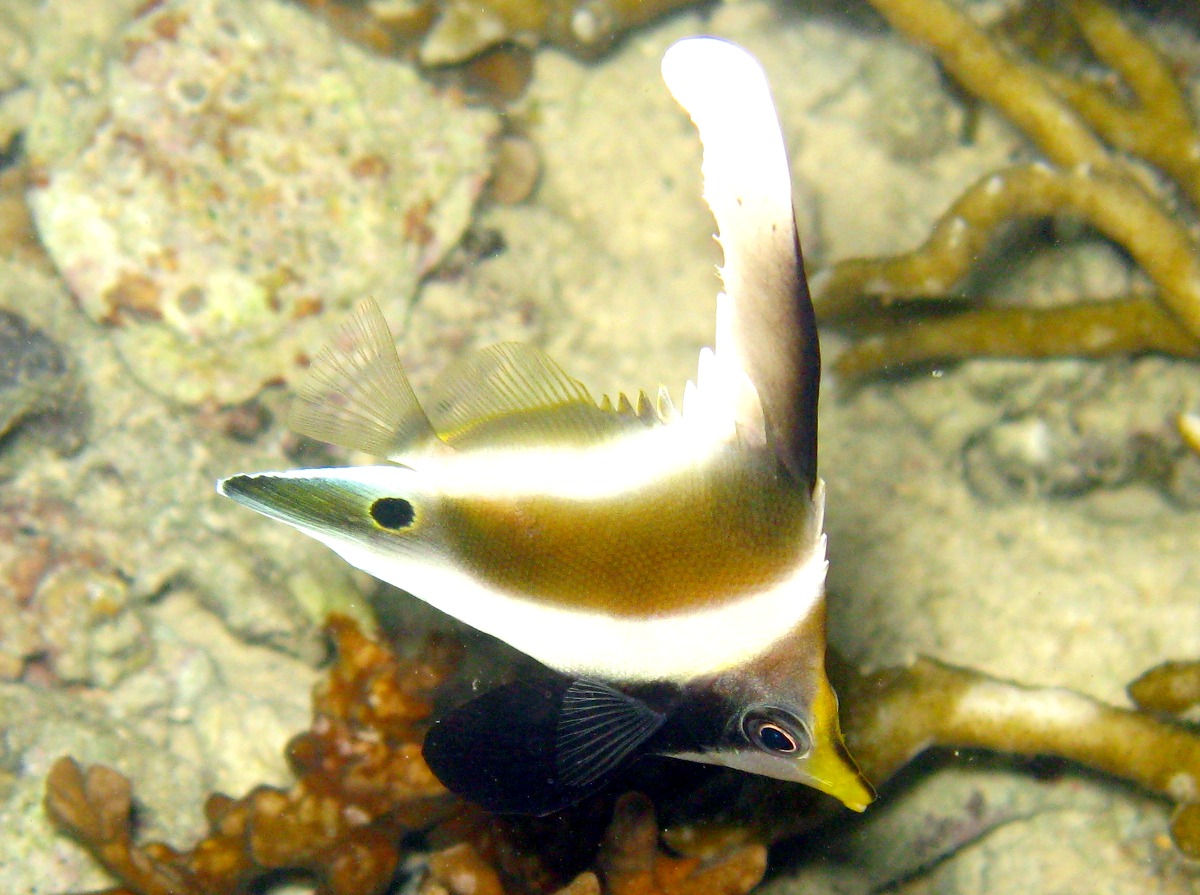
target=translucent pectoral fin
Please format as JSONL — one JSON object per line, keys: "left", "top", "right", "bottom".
{"left": 556, "top": 679, "right": 665, "bottom": 788}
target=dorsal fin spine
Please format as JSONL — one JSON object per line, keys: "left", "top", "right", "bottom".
{"left": 656, "top": 386, "right": 676, "bottom": 422}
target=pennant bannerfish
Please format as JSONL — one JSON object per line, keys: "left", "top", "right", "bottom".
{"left": 218, "top": 36, "right": 873, "bottom": 816}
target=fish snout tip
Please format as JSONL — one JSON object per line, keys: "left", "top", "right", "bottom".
{"left": 803, "top": 739, "right": 875, "bottom": 813}
{"left": 216, "top": 471, "right": 279, "bottom": 505}
{"left": 216, "top": 472, "right": 250, "bottom": 497}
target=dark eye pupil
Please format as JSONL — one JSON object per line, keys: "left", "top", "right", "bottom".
{"left": 370, "top": 497, "right": 415, "bottom": 529}
{"left": 757, "top": 722, "right": 795, "bottom": 753}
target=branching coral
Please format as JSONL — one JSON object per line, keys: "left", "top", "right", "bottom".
{"left": 833, "top": 296, "right": 1199, "bottom": 381}
{"left": 817, "top": 0, "right": 1200, "bottom": 380}
{"left": 834, "top": 654, "right": 1200, "bottom": 860}
{"left": 591, "top": 793, "right": 766, "bottom": 895}
{"left": 422, "top": 793, "right": 766, "bottom": 895}
{"left": 1128, "top": 659, "right": 1200, "bottom": 856}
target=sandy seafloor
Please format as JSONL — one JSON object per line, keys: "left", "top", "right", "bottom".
{"left": 2, "top": 0, "right": 1200, "bottom": 892}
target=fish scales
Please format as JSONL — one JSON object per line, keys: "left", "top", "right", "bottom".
{"left": 439, "top": 451, "right": 812, "bottom": 614}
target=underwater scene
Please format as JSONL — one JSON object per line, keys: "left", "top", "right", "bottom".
{"left": 3, "top": 0, "right": 1200, "bottom": 892}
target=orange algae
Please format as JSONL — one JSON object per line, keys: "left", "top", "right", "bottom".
{"left": 45, "top": 616, "right": 457, "bottom": 895}
{"left": 44, "top": 616, "right": 771, "bottom": 895}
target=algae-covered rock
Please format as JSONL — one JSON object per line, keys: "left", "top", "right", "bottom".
{"left": 28, "top": 0, "right": 498, "bottom": 405}
{"left": 0, "top": 681, "right": 206, "bottom": 894}
{"left": 0, "top": 308, "right": 78, "bottom": 447}
{"left": 0, "top": 594, "right": 314, "bottom": 894}
{"left": 1, "top": 0, "right": 146, "bottom": 152}
{"left": 0, "top": 256, "right": 369, "bottom": 661}
{"left": 419, "top": 0, "right": 700, "bottom": 65}
{"left": 0, "top": 502, "right": 151, "bottom": 686}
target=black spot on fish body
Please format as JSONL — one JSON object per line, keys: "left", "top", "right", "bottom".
{"left": 370, "top": 497, "right": 415, "bottom": 529}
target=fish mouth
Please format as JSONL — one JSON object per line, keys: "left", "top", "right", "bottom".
{"left": 217, "top": 467, "right": 412, "bottom": 538}
{"left": 799, "top": 737, "right": 875, "bottom": 812}
{"left": 221, "top": 471, "right": 365, "bottom": 529}
{"left": 668, "top": 735, "right": 874, "bottom": 812}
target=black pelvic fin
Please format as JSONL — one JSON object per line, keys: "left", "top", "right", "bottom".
{"left": 422, "top": 676, "right": 663, "bottom": 816}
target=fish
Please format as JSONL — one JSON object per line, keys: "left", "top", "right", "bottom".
{"left": 218, "top": 35, "right": 873, "bottom": 816}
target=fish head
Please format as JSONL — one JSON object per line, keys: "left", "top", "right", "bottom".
{"left": 715, "top": 674, "right": 872, "bottom": 813}
{"left": 217, "top": 465, "right": 450, "bottom": 585}
{"left": 665, "top": 607, "right": 874, "bottom": 813}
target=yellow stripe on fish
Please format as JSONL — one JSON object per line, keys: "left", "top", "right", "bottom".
{"left": 439, "top": 453, "right": 812, "bottom": 615}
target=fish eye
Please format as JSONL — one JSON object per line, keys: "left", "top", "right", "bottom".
{"left": 370, "top": 497, "right": 415, "bottom": 530}
{"left": 742, "top": 707, "right": 811, "bottom": 757}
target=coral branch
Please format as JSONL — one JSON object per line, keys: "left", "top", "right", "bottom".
{"left": 45, "top": 616, "right": 458, "bottom": 895}
{"left": 823, "top": 0, "right": 1200, "bottom": 374}
{"left": 44, "top": 758, "right": 189, "bottom": 895}
{"left": 597, "top": 793, "right": 767, "bottom": 895}
{"left": 836, "top": 656, "right": 1200, "bottom": 858}
{"left": 421, "top": 843, "right": 507, "bottom": 895}
{"left": 1048, "top": 0, "right": 1200, "bottom": 209}
{"left": 1129, "top": 659, "right": 1200, "bottom": 723}
{"left": 863, "top": 0, "right": 1110, "bottom": 171}
{"left": 816, "top": 163, "right": 1200, "bottom": 339}
{"left": 833, "top": 296, "right": 1199, "bottom": 380}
